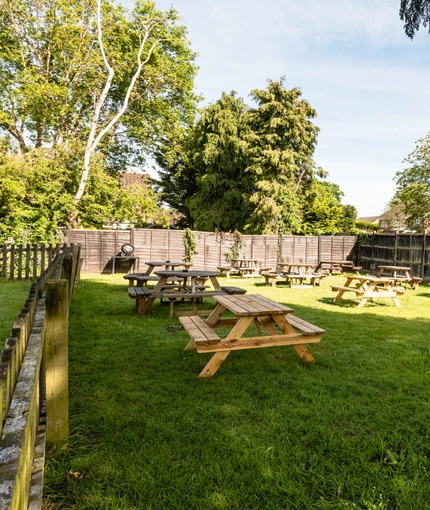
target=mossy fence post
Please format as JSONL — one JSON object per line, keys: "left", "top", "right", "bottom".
{"left": 45, "top": 279, "right": 69, "bottom": 451}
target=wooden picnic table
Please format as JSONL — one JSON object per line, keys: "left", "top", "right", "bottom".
{"left": 377, "top": 265, "right": 422, "bottom": 290}
{"left": 124, "top": 260, "right": 193, "bottom": 286}
{"left": 128, "top": 269, "right": 246, "bottom": 317}
{"left": 377, "top": 265, "right": 411, "bottom": 279}
{"left": 230, "top": 258, "right": 268, "bottom": 277}
{"left": 331, "top": 275, "right": 404, "bottom": 307}
{"left": 316, "top": 260, "right": 360, "bottom": 274}
{"left": 277, "top": 262, "right": 315, "bottom": 275}
{"left": 179, "top": 293, "right": 325, "bottom": 377}
{"left": 143, "top": 260, "right": 193, "bottom": 276}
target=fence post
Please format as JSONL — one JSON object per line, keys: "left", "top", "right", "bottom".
{"left": 45, "top": 280, "right": 69, "bottom": 451}
{"left": 394, "top": 232, "right": 398, "bottom": 265}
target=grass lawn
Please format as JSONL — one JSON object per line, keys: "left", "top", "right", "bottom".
{"left": 39, "top": 273, "right": 430, "bottom": 509}
{"left": 0, "top": 279, "right": 34, "bottom": 341}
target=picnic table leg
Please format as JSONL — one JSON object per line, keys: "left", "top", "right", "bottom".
{"left": 292, "top": 344, "right": 315, "bottom": 363}
{"left": 199, "top": 351, "right": 231, "bottom": 377}
{"left": 391, "top": 296, "right": 401, "bottom": 307}
{"left": 357, "top": 298, "right": 368, "bottom": 308}
{"left": 136, "top": 297, "right": 151, "bottom": 315}
{"left": 270, "top": 315, "right": 315, "bottom": 364}
{"left": 206, "top": 304, "right": 227, "bottom": 328}
{"left": 184, "top": 338, "right": 196, "bottom": 351}
{"left": 199, "top": 316, "right": 254, "bottom": 377}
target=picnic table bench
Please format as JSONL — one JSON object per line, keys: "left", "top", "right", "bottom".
{"left": 260, "top": 271, "right": 324, "bottom": 288}
{"left": 377, "top": 266, "right": 422, "bottom": 290}
{"left": 316, "top": 260, "right": 361, "bottom": 274}
{"left": 179, "top": 293, "right": 325, "bottom": 377}
{"left": 331, "top": 275, "right": 404, "bottom": 307}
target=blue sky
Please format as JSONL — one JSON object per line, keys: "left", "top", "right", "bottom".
{"left": 123, "top": 0, "right": 430, "bottom": 217}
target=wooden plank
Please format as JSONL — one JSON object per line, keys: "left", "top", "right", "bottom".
{"left": 195, "top": 331, "right": 322, "bottom": 353}
{"left": 284, "top": 315, "right": 326, "bottom": 335}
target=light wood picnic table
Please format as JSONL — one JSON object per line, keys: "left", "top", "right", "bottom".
{"left": 331, "top": 275, "right": 404, "bottom": 307}
{"left": 277, "top": 262, "right": 315, "bottom": 275}
{"left": 316, "top": 260, "right": 360, "bottom": 274}
{"left": 376, "top": 265, "right": 422, "bottom": 290}
{"left": 377, "top": 265, "right": 411, "bottom": 279}
{"left": 230, "top": 258, "right": 267, "bottom": 277}
{"left": 179, "top": 293, "right": 325, "bottom": 377}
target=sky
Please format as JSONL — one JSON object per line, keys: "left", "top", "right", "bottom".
{"left": 122, "top": 0, "right": 430, "bottom": 217}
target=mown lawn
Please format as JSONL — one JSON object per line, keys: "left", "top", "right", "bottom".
{"left": 0, "top": 279, "right": 34, "bottom": 340}
{"left": 40, "top": 273, "right": 430, "bottom": 509}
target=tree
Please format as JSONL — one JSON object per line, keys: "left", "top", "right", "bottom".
{"left": 301, "top": 180, "right": 346, "bottom": 235}
{"left": 244, "top": 79, "right": 323, "bottom": 234}
{"left": 0, "top": 148, "right": 164, "bottom": 243}
{"left": 393, "top": 133, "right": 430, "bottom": 231}
{"left": 186, "top": 92, "right": 253, "bottom": 231}
{"left": 400, "top": 0, "right": 430, "bottom": 38}
{"left": 381, "top": 200, "right": 408, "bottom": 231}
{"left": 0, "top": 0, "right": 198, "bottom": 226}
{"left": 162, "top": 80, "right": 328, "bottom": 234}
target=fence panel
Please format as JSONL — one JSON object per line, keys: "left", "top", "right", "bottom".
{"left": 359, "top": 233, "right": 428, "bottom": 279}
{"left": 62, "top": 229, "right": 362, "bottom": 275}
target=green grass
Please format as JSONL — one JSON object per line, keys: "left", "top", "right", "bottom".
{"left": 39, "top": 274, "right": 430, "bottom": 509}
{"left": 0, "top": 279, "right": 34, "bottom": 341}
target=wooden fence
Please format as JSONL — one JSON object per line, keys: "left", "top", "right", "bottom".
{"left": 1, "top": 243, "right": 67, "bottom": 281}
{"left": 64, "top": 229, "right": 359, "bottom": 274}
{"left": 359, "top": 233, "right": 430, "bottom": 280}
{"left": 0, "top": 245, "right": 81, "bottom": 509}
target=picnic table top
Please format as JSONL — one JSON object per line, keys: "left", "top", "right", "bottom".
{"left": 154, "top": 270, "right": 220, "bottom": 277}
{"left": 378, "top": 265, "right": 411, "bottom": 271}
{"left": 212, "top": 293, "right": 294, "bottom": 316}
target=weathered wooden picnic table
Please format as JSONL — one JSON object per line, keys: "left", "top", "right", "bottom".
{"left": 143, "top": 260, "right": 193, "bottom": 276}
{"left": 331, "top": 275, "right": 404, "bottom": 307}
{"left": 230, "top": 258, "right": 269, "bottom": 278}
{"left": 179, "top": 293, "right": 325, "bottom": 377}
{"left": 123, "top": 260, "right": 192, "bottom": 287}
{"left": 128, "top": 269, "right": 246, "bottom": 317}
{"left": 316, "top": 260, "right": 361, "bottom": 274}
{"left": 376, "top": 265, "right": 422, "bottom": 290}
{"left": 261, "top": 262, "right": 324, "bottom": 288}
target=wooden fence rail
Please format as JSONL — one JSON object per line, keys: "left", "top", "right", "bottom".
{"left": 0, "top": 245, "right": 81, "bottom": 509}
{"left": 1, "top": 243, "right": 67, "bottom": 281}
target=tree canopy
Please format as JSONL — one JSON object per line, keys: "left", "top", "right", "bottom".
{"left": 0, "top": 0, "right": 199, "bottom": 240}
{"left": 393, "top": 133, "right": 430, "bottom": 231}
{"left": 157, "top": 79, "right": 355, "bottom": 235}
{"left": 400, "top": 0, "right": 430, "bottom": 38}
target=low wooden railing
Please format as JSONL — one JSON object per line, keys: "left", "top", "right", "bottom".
{"left": 0, "top": 245, "right": 81, "bottom": 509}
{"left": 0, "top": 243, "right": 67, "bottom": 281}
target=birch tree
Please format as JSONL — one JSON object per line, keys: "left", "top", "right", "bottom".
{"left": 0, "top": 0, "right": 198, "bottom": 226}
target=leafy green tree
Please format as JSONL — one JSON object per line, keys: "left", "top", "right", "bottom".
{"left": 393, "top": 133, "right": 430, "bottom": 231}
{"left": 156, "top": 79, "right": 356, "bottom": 235}
{"left": 400, "top": 0, "right": 430, "bottom": 38}
{"left": 154, "top": 133, "right": 200, "bottom": 228}
{"left": 186, "top": 92, "right": 253, "bottom": 231}
{"left": 0, "top": 0, "right": 198, "bottom": 226}
{"left": 244, "top": 79, "right": 322, "bottom": 234}
{"left": 0, "top": 148, "right": 163, "bottom": 243}
{"left": 301, "top": 180, "right": 345, "bottom": 234}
